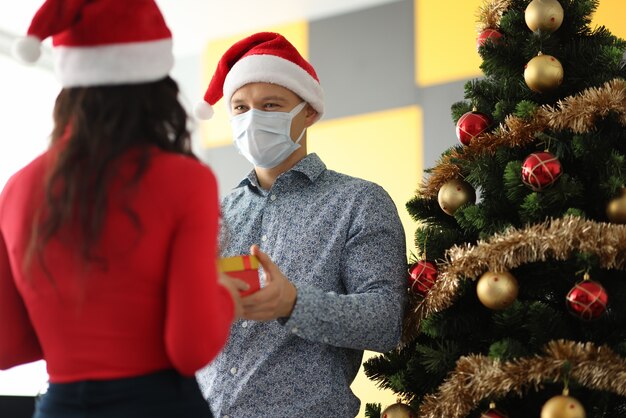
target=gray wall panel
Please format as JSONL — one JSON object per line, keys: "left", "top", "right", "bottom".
{"left": 201, "top": 145, "right": 253, "bottom": 198}
{"left": 309, "top": 0, "right": 417, "bottom": 120}
{"left": 421, "top": 79, "right": 470, "bottom": 169}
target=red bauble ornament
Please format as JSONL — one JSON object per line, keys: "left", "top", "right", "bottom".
{"left": 521, "top": 151, "right": 562, "bottom": 191}
{"left": 408, "top": 261, "right": 438, "bottom": 296}
{"left": 477, "top": 28, "right": 503, "bottom": 49}
{"left": 566, "top": 280, "right": 608, "bottom": 320}
{"left": 456, "top": 111, "right": 492, "bottom": 146}
{"left": 481, "top": 408, "right": 509, "bottom": 418}
{"left": 481, "top": 402, "right": 508, "bottom": 418}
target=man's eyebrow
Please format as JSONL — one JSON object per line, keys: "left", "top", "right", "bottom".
{"left": 261, "top": 96, "right": 288, "bottom": 101}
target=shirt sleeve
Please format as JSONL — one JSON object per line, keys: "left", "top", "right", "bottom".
{"left": 0, "top": 225, "right": 43, "bottom": 369}
{"left": 283, "top": 184, "right": 407, "bottom": 353}
{"left": 164, "top": 165, "right": 234, "bottom": 376}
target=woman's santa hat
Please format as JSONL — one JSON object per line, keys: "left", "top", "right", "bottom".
{"left": 195, "top": 32, "right": 324, "bottom": 121}
{"left": 13, "top": 0, "right": 173, "bottom": 87}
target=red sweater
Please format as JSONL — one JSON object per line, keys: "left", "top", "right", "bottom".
{"left": 0, "top": 145, "right": 234, "bottom": 383}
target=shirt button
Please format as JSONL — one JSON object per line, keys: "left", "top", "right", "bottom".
{"left": 323, "top": 337, "right": 329, "bottom": 344}
{"left": 270, "top": 194, "right": 277, "bottom": 201}
{"left": 241, "top": 321, "right": 248, "bottom": 328}
{"left": 261, "top": 235, "right": 267, "bottom": 242}
{"left": 291, "top": 327, "right": 298, "bottom": 334}
{"left": 223, "top": 416, "right": 230, "bottom": 418}
{"left": 230, "top": 367, "right": 237, "bottom": 375}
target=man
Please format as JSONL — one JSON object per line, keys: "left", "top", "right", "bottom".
{"left": 195, "top": 32, "right": 407, "bottom": 418}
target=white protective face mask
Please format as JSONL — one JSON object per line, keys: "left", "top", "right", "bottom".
{"left": 230, "top": 102, "right": 307, "bottom": 169}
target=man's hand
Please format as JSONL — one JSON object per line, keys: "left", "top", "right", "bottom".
{"left": 241, "top": 244, "right": 297, "bottom": 321}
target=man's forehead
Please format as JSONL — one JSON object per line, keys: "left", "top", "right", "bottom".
{"left": 231, "top": 82, "right": 297, "bottom": 100}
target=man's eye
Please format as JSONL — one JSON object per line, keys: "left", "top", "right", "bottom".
{"left": 264, "top": 103, "right": 278, "bottom": 110}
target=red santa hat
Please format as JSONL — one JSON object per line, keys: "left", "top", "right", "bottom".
{"left": 195, "top": 32, "right": 324, "bottom": 121}
{"left": 13, "top": 0, "right": 174, "bottom": 87}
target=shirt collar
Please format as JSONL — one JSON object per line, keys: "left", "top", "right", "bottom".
{"left": 237, "top": 153, "right": 326, "bottom": 189}
{"left": 290, "top": 153, "right": 326, "bottom": 183}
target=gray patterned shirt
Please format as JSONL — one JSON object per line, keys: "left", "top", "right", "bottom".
{"left": 196, "top": 153, "right": 406, "bottom": 418}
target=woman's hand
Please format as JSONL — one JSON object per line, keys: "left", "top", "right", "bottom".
{"left": 218, "top": 272, "right": 247, "bottom": 319}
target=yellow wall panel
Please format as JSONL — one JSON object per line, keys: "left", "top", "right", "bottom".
{"left": 415, "top": 0, "right": 626, "bottom": 87}
{"left": 415, "top": 0, "right": 483, "bottom": 87}
{"left": 199, "top": 22, "right": 309, "bottom": 148}
{"left": 593, "top": 0, "right": 626, "bottom": 40}
{"left": 352, "top": 350, "right": 401, "bottom": 417}
{"left": 309, "top": 105, "right": 423, "bottom": 417}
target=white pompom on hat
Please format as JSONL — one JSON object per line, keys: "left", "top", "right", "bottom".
{"left": 195, "top": 32, "right": 324, "bottom": 121}
{"left": 13, "top": 0, "right": 174, "bottom": 87}
{"left": 13, "top": 35, "right": 42, "bottom": 64}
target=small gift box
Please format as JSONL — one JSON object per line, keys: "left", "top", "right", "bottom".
{"left": 218, "top": 255, "right": 260, "bottom": 297}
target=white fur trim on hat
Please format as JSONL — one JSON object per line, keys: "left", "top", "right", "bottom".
{"left": 54, "top": 38, "right": 174, "bottom": 87}
{"left": 223, "top": 54, "right": 324, "bottom": 120}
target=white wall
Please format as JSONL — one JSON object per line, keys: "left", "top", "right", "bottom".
{"left": 0, "top": 55, "right": 57, "bottom": 396}
{"left": 0, "top": 55, "right": 56, "bottom": 190}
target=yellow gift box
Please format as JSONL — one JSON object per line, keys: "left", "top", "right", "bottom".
{"left": 219, "top": 255, "right": 260, "bottom": 296}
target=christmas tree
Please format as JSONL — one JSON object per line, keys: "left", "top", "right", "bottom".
{"left": 364, "top": 0, "right": 626, "bottom": 417}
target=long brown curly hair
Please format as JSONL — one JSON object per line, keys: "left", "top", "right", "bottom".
{"left": 27, "top": 76, "right": 193, "bottom": 273}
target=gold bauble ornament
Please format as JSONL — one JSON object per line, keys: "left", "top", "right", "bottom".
{"left": 606, "top": 187, "right": 626, "bottom": 224}
{"left": 524, "top": 53, "right": 564, "bottom": 93}
{"left": 381, "top": 402, "right": 417, "bottom": 418}
{"left": 541, "top": 394, "right": 586, "bottom": 418}
{"left": 437, "top": 179, "right": 476, "bottom": 216}
{"left": 476, "top": 271, "right": 519, "bottom": 310}
{"left": 525, "top": 0, "right": 564, "bottom": 33}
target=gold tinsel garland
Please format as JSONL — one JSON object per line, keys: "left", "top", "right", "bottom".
{"left": 542, "top": 78, "right": 626, "bottom": 133}
{"left": 403, "top": 216, "right": 626, "bottom": 341}
{"left": 418, "top": 340, "right": 626, "bottom": 418}
{"left": 419, "top": 78, "right": 626, "bottom": 199}
{"left": 477, "top": 0, "right": 512, "bottom": 32}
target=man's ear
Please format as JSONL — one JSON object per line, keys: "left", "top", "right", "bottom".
{"left": 304, "top": 104, "right": 319, "bottom": 127}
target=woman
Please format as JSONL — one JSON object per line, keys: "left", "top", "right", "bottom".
{"left": 0, "top": 1, "right": 240, "bottom": 417}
